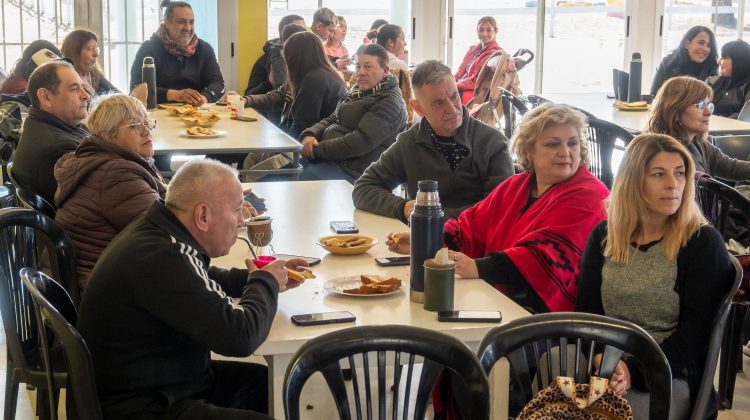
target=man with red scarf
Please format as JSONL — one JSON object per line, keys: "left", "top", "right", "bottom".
{"left": 130, "top": 1, "right": 225, "bottom": 106}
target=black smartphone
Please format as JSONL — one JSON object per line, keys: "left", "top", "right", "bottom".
{"left": 274, "top": 254, "right": 321, "bottom": 266}
{"left": 330, "top": 221, "right": 359, "bottom": 234}
{"left": 375, "top": 256, "right": 410, "bottom": 266}
{"left": 291, "top": 311, "right": 356, "bottom": 326}
{"left": 438, "top": 310, "right": 502, "bottom": 323}
{"left": 216, "top": 99, "right": 227, "bottom": 106}
{"left": 244, "top": 192, "right": 267, "bottom": 212}
{"left": 231, "top": 116, "right": 257, "bottom": 122}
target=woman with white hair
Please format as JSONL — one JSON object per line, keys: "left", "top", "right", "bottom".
{"left": 54, "top": 93, "right": 166, "bottom": 291}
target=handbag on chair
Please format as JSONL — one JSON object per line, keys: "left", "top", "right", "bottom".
{"left": 466, "top": 51, "right": 522, "bottom": 128}
{"left": 518, "top": 376, "right": 633, "bottom": 420}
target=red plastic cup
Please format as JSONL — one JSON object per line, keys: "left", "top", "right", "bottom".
{"left": 252, "top": 255, "right": 277, "bottom": 268}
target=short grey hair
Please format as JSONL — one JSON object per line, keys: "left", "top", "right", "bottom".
{"left": 166, "top": 160, "right": 239, "bottom": 211}
{"left": 87, "top": 93, "right": 148, "bottom": 139}
{"left": 411, "top": 60, "right": 453, "bottom": 91}
{"left": 312, "top": 7, "right": 337, "bottom": 26}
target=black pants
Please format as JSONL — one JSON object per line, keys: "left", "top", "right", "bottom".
{"left": 140, "top": 361, "right": 271, "bottom": 420}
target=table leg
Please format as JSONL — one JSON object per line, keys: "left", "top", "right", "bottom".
{"left": 264, "top": 353, "right": 291, "bottom": 418}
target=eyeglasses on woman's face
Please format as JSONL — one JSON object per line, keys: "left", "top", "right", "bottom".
{"left": 694, "top": 100, "right": 715, "bottom": 113}
{"left": 118, "top": 119, "right": 157, "bottom": 134}
{"left": 84, "top": 45, "right": 101, "bottom": 55}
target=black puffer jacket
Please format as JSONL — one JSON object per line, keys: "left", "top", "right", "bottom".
{"left": 301, "top": 74, "right": 407, "bottom": 179}
{"left": 650, "top": 50, "right": 717, "bottom": 96}
{"left": 707, "top": 75, "right": 750, "bottom": 118}
{"left": 129, "top": 33, "right": 225, "bottom": 103}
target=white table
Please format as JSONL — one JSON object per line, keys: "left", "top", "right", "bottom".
{"left": 541, "top": 92, "right": 750, "bottom": 135}
{"left": 212, "top": 180, "right": 531, "bottom": 417}
{"left": 150, "top": 106, "right": 302, "bottom": 176}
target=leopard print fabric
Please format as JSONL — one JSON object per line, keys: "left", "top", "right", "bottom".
{"left": 519, "top": 377, "right": 633, "bottom": 420}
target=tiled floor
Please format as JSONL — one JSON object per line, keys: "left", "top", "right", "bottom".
{"left": 1, "top": 324, "right": 748, "bottom": 419}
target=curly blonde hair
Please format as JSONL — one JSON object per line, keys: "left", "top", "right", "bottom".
{"left": 511, "top": 103, "right": 590, "bottom": 173}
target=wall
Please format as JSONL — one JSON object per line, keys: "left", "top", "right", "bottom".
{"left": 237, "top": 0, "right": 268, "bottom": 94}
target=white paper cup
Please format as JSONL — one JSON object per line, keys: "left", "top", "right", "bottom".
{"left": 227, "top": 94, "right": 241, "bottom": 118}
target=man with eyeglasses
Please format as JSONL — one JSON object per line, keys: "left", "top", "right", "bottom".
{"left": 130, "top": 0, "right": 225, "bottom": 106}
{"left": 12, "top": 60, "right": 90, "bottom": 204}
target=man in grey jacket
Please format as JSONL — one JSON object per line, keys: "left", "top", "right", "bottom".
{"left": 352, "top": 60, "right": 514, "bottom": 223}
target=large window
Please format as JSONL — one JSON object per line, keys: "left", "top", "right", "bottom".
{"left": 0, "top": 0, "right": 74, "bottom": 75}
{"left": 268, "top": 0, "right": 409, "bottom": 62}
{"left": 662, "top": 0, "right": 740, "bottom": 57}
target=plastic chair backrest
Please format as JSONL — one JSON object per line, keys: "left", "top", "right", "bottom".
{"left": 21, "top": 268, "right": 102, "bottom": 420}
{"left": 283, "top": 325, "right": 490, "bottom": 420}
{"left": 737, "top": 100, "right": 750, "bottom": 122}
{"left": 695, "top": 176, "right": 750, "bottom": 240}
{"left": 500, "top": 88, "right": 529, "bottom": 139}
{"left": 15, "top": 186, "right": 56, "bottom": 219}
{"left": 478, "top": 312, "right": 672, "bottom": 420}
{"left": 712, "top": 135, "right": 750, "bottom": 161}
{"left": 690, "top": 255, "right": 743, "bottom": 419}
{"left": 583, "top": 115, "right": 635, "bottom": 188}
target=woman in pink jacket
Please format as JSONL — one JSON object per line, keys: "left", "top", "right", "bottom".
{"left": 455, "top": 16, "right": 502, "bottom": 105}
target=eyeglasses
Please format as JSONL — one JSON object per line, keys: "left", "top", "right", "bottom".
{"left": 84, "top": 45, "right": 101, "bottom": 55}
{"left": 695, "top": 101, "right": 715, "bottom": 113}
{"left": 118, "top": 119, "right": 157, "bottom": 133}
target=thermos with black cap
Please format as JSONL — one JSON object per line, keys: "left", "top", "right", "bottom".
{"left": 627, "top": 52, "right": 642, "bottom": 103}
{"left": 142, "top": 57, "right": 157, "bottom": 110}
{"left": 410, "top": 180, "right": 445, "bottom": 303}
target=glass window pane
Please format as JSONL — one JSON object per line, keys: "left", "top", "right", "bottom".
{"left": 453, "top": 1, "right": 538, "bottom": 94}
{"left": 662, "top": 0, "right": 739, "bottom": 58}
{"left": 542, "top": 0, "right": 626, "bottom": 93}
{"left": 268, "top": 0, "right": 318, "bottom": 40}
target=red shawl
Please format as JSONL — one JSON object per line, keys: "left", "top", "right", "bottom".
{"left": 454, "top": 40, "right": 501, "bottom": 105}
{"left": 444, "top": 167, "right": 609, "bottom": 311}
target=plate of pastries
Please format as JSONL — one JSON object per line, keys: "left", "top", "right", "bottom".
{"left": 185, "top": 127, "right": 226, "bottom": 138}
{"left": 324, "top": 274, "right": 402, "bottom": 297}
{"left": 317, "top": 234, "right": 378, "bottom": 255}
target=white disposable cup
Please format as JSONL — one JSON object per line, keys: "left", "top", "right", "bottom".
{"left": 227, "top": 94, "right": 241, "bottom": 118}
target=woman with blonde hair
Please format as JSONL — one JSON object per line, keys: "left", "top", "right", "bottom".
{"left": 388, "top": 103, "right": 609, "bottom": 313}
{"left": 54, "top": 93, "right": 166, "bottom": 291}
{"left": 61, "top": 29, "right": 119, "bottom": 95}
{"left": 648, "top": 75, "right": 750, "bottom": 180}
{"left": 577, "top": 133, "right": 731, "bottom": 419}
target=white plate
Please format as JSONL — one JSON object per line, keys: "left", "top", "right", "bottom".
{"left": 323, "top": 275, "right": 403, "bottom": 297}
{"left": 184, "top": 129, "right": 227, "bottom": 138}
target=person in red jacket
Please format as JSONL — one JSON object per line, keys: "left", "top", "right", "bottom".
{"left": 455, "top": 16, "right": 502, "bottom": 105}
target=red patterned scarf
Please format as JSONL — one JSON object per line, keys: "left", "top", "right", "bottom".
{"left": 444, "top": 167, "right": 609, "bottom": 311}
{"left": 156, "top": 23, "right": 198, "bottom": 57}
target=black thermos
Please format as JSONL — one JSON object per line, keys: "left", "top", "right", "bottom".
{"left": 627, "top": 52, "right": 642, "bottom": 103}
{"left": 409, "top": 180, "right": 445, "bottom": 303}
{"left": 142, "top": 57, "right": 157, "bottom": 110}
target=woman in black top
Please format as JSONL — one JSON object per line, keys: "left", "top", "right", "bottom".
{"left": 706, "top": 40, "right": 750, "bottom": 118}
{"left": 650, "top": 26, "right": 718, "bottom": 96}
{"left": 577, "top": 133, "right": 732, "bottom": 419}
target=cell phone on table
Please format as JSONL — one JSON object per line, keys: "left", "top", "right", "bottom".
{"left": 330, "top": 221, "right": 359, "bottom": 234}
{"left": 375, "top": 256, "right": 410, "bottom": 266}
{"left": 215, "top": 99, "right": 227, "bottom": 106}
{"left": 244, "top": 192, "right": 267, "bottom": 213}
{"left": 291, "top": 311, "right": 356, "bottom": 326}
{"left": 438, "top": 310, "right": 502, "bottom": 323}
{"left": 274, "top": 254, "right": 321, "bottom": 266}
{"left": 231, "top": 116, "right": 257, "bottom": 122}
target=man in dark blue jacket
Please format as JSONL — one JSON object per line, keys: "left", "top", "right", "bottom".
{"left": 130, "top": 1, "right": 224, "bottom": 105}
{"left": 78, "top": 160, "right": 306, "bottom": 419}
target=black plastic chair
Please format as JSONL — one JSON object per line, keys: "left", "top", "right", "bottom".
{"left": 15, "top": 187, "right": 56, "bottom": 219}
{"left": 20, "top": 268, "right": 103, "bottom": 420}
{"left": 0, "top": 208, "right": 79, "bottom": 419}
{"left": 694, "top": 176, "right": 750, "bottom": 408}
{"left": 283, "top": 325, "right": 490, "bottom": 420}
{"left": 499, "top": 88, "right": 529, "bottom": 139}
{"left": 691, "top": 255, "right": 743, "bottom": 419}
{"left": 524, "top": 94, "right": 550, "bottom": 109}
{"left": 478, "top": 312, "right": 672, "bottom": 420}
{"left": 583, "top": 116, "right": 635, "bottom": 189}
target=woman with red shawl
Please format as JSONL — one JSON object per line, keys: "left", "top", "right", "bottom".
{"left": 387, "top": 103, "right": 609, "bottom": 313}
{"left": 455, "top": 16, "right": 502, "bottom": 105}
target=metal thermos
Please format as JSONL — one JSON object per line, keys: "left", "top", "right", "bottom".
{"left": 409, "top": 180, "right": 445, "bottom": 303}
{"left": 142, "top": 57, "right": 157, "bottom": 110}
{"left": 627, "top": 52, "right": 642, "bottom": 103}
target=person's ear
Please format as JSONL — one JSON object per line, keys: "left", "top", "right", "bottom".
{"left": 410, "top": 98, "right": 425, "bottom": 117}
{"left": 194, "top": 203, "right": 211, "bottom": 232}
{"left": 37, "top": 88, "right": 53, "bottom": 108}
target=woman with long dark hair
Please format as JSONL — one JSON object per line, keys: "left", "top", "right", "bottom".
{"left": 650, "top": 26, "right": 718, "bottom": 96}
{"left": 376, "top": 24, "right": 408, "bottom": 72}
{"left": 61, "top": 29, "right": 120, "bottom": 95}
{"left": 706, "top": 39, "right": 750, "bottom": 118}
